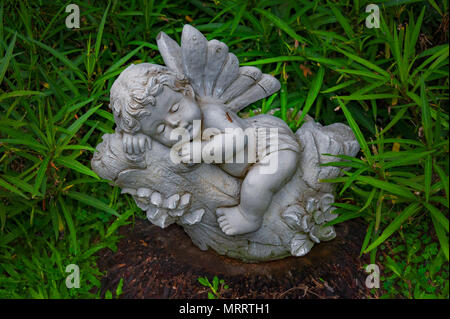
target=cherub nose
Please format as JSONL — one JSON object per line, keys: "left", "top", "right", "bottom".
{"left": 166, "top": 115, "right": 181, "bottom": 127}
{"left": 167, "top": 115, "right": 189, "bottom": 129}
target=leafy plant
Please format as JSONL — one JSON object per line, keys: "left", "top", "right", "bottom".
{"left": 104, "top": 278, "right": 124, "bottom": 299}
{"left": 0, "top": 0, "right": 447, "bottom": 299}
{"left": 198, "top": 276, "right": 229, "bottom": 299}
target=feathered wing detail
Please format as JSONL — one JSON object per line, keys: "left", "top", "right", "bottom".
{"left": 156, "top": 25, "right": 281, "bottom": 112}
{"left": 204, "top": 39, "right": 229, "bottom": 96}
{"left": 211, "top": 53, "right": 240, "bottom": 98}
{"left": 181, "top": 25, "right": 208, "bottom": 95}
{"left": 156, "top": 31, "right": 183, "bottom": 74}
{"left": 219, "top": 66, "right": 262, "bottom": 102}
{"left": 226, "top": 73, "right": 280, "bottom": 112}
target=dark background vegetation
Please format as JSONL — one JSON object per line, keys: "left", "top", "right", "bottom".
{"left": 0, "top": 0, "right": 448, "bottom": 298}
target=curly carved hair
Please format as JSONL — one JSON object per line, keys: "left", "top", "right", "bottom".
{"left": 110, "top": 63, "right": 194, "bottom": 134}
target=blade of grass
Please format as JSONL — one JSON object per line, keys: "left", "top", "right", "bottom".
{"left": 328, "top": 2, "right": 354, "bottom": 39}
{"left": 420, "top": 77, "right": 433, "bottom": 146}
{"left": 424, "top": 202, "right": 449, "bottom": 233}
{"left": 360, "top": 220, "right": 375, "bottom": 256}
{"left": 434, "top": 164, "right": 449, "bottom": 202}
{"left": 95, "top": 1, "right": 111, "bottom": 60}
{"left": 0, "top": 176, "right": 28, "bottom": 199}
{"left": 54, "top": 157, "right": 99, "bottom": 179}
{"left": 58, "top": 196, "right": 78, "bottom": 255}
{"left": 424, "top": 154, "right": 432, "bottom": 202}
{"left": 430, "top": 214, "right": 449, "bottom": 261}
{"left": 334, "top": 46, "right": 390, "bottom": 79}
{"left": 336, "top": 97, "right": 370, "bottom": 163}
{"left": 67, "top": 191, "right": 119, "bottom": 217}
{"left": 241, "top": 56, "right": 305, "bottom": 66}
{"left": 296, "top": 67, "right": 324, "bottom": 126}
{"left": 32, "top": 156, "right": 50, "bottom": 198}
{"left": 23, "top": 36, "right": 86, "bottom": 82}
{"left": 0, "top": 32, "right": 16, "bottom": 87}
{"left": 356, "top": 175, "right": 417, "bottom": 200}
{"left": 0, "top": 90, "right": 43, "bottom": 102}
{"left": 254, "top": 8, "right": 310, "bottom": 44}
{"left": 364, "top": 202, "right": 421, "bottom": 253}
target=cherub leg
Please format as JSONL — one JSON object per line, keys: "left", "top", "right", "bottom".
{"left": 217, "top": 150, "right": 298, "bottom": 235}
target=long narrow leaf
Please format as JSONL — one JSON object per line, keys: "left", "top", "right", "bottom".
{"left": 67, "top": 191, "right": 119, "bottom": 217}
{"left": 54, "top": 157, "right": 99, "bottom": 179}
{"left": 364, "top": 202, "right": 421, "bottom": 253}
{"left": 297, "top": 67, "right": 324, "bottom": 126}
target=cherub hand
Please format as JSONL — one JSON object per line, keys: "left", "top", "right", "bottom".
{"left": 180, "top": 142, "right": 194, "bottom": 163}
{"left": 180, "top": 140, "right": 202, "bottom": 164}
{"left": 122, "top": 132, "right": 151, "bottom": 155}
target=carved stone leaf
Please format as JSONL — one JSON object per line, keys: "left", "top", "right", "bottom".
{"left": 146, "top": 206, "right": 160, "bottom": 219}
{"left": 178, "top": 193, "right": 192, "bottom": 209}
{"left": 313, "top": 210, "right": 325, "bottom": 225}
{"left": 134, "top": 196, "right": 149, "bottom": 211}
{"left": 290, "top": 234, "right": 314, "bottom": 257}
{"left": 323, "top": 207, "right": 339, "bottom": 222}
{"left": 312, "top": 225, "right": 336, "bottom": 242}
{"left": 301, "top": 215, "right": 314, "bottom": 233}
{"left": 146, "top": 207, "right": 175, "bottom": 228}
{"left": 180, "top": 208, "right": 205, "bottom": 225}
{"left": 281, "top": 204, "right": 305, "bottom": 231}
{"left": 282, "top": 211, "right": 301, "bottom": 230}
{"left": 305, "top": 197, "right": 318, "bottom": 214}
{"left": 319, "top": 193, "right": 334, "bottom": 212}
{"left": 149, "top": 211, "right": 175, "bottom": 229}
{"left": 308, "top": 226, "right": 321, "bottom": 244}
{"left": 168, "top": 209, "right": 185, "bottom": 217}
{"left": 164, "top": 194, "right": 180, "bottom": 209}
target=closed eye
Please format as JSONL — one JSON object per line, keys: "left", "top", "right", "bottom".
{"left": 170, "top": 103, "right": 180, "bottom": 113}
{"left": 157, "top": 124, "right": 166, "bottom": 134}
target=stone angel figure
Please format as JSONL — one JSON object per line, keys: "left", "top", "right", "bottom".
{"left": 91, "top": 25, "right": 359, "bottom": 262}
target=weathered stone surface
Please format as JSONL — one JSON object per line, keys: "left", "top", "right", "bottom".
{"left": 91, "top": 25, "right": 359, "bottom": 262}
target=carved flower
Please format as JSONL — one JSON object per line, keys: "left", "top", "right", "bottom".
{"left": 290, "top": 234, "right": 314, "bottom": 257}
{"left": 282, "top": 193, "right": 338, "bottom": 257}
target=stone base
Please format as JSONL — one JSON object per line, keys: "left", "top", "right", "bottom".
{"left": 97, "top": 218, "right": 373, "bottom": 299}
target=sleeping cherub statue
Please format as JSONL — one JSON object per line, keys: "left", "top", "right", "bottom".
{"left": 91, "top": 25, "right": 360, "bottom": 262}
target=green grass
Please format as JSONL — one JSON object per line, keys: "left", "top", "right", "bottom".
{"left": 0, "top": 0, "right": 448, "bottom": 298}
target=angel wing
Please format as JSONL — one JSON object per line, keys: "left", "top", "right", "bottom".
{"left": 156, "top": 25, "right": 280, "bottom": 113}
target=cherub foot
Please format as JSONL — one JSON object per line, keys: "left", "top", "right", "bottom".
{"left": 216, "top": 205, "right": 261, "bottom": 236}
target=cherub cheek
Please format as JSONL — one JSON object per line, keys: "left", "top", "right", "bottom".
{"left": 164, "top": 128, "right": 174, "bottom": 141}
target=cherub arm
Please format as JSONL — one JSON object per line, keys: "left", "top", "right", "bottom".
{"left": 122, "top": 132, "right": 151, "bottom": 155}
{"left": 182, "top": 102, "right": 250, "bottom": 163}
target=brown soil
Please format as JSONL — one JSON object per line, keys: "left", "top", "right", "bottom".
{"left": 97, "top": 218, "right": 374, "bottom": 299}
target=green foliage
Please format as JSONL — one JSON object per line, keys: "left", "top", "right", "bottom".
{"left": 198, "top": 276, "right": 229, "bottom": 299}
{"left": 0, "top": 0, "right": 448, "bottom": 298}
{"left": 104, "top": 278, "right": 124, "bottom": 299}
{"left": 377, "top": 214, "right": 449, "bottom": 298}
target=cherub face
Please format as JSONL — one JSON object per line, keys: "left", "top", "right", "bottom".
{"left": 139, "top": 86, "right": 202, "bottom": 147}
